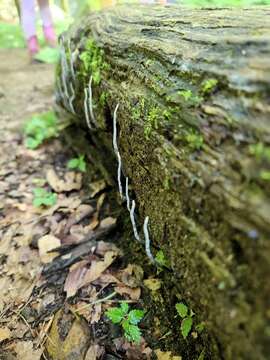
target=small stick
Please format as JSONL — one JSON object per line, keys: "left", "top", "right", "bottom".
{"left": 143, "top": 216, "right": 155, "bottom": 264}
{"left": 75, "top": 291, "right": 117, "bottom": 312}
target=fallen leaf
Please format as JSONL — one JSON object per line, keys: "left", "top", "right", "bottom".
{"left": 85, "top": 344, "right": 105, "bottom": 360}
{"left": 90, "top": 180, "right": 106, "bottom": 197}
{"left": 64, "top": 204, "right": 94, "bottom": 234}
{"left": 64, "top": 260, "right": 89, "bottom": 298}
{"left": 77, "top": 251, "right": 119, "bottom": 294}
{"left": 144, "top": 278, "right": 162, "bottom": 291}
{"left": 0, "top": 327, "right": 11, "bottom": 342}
{"left": 46, "top": 168, "right": 82, "bottom": 192}
{"left": 121, "top": 264, "right": 144, "bottom": 288}
{"left": 99, "top": 217, "right": 117, "bottom": 229}
{"left": 155, "top": 349, "right": 182, "bottom": 360}
{"left": 14, "top": 341, "right": 43, "bottom": 360}
{"left": 38, "top": 234, "right": 61, "bottom": 263}
{"left": 115, "top": 285, "right": 141, "bottom": 300}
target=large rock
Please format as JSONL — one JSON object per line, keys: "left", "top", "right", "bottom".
{"left": 56, "top": 5, "right": 270, "bottom": 359}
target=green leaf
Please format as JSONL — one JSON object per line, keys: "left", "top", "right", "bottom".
{"left": 181, "top": 317, "right": 193, "bottom": 339}
{"left": 120, "top": 302, "right": 129, "bottom": 315}
{"left": 67, "top": 155, "right": 86, "bottom": 172}
{"left": 34, "top": 47, "right": 60, "bottom": 64}
{"left": 175, "top": 303, "right": 188, "bottom": 318}
{"left": 25, "top": 137, "right": 41, "bottom": 149}
{"left": 122, "top": 320, "right": 142, "bottom": 344}
{"left": 105, "top": 307, "right": 125, "bottom": 324}
{"left": 127, "top": 309, "right": 145, "bottom": 325}
{"left": 155, "top": 250, "right": 169, "bottom": 268}
{"left": 33, "top": 188, "right": 57, "bottom": 208}
{"left": 67, "top": 158, "right": 79, "bottom": 169}
{"left": 195, "top": 322, "right": 205, "bottom": 333}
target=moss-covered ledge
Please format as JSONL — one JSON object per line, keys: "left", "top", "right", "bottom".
{"left": 56, "top": 5, "right": 270, "bottom": 359}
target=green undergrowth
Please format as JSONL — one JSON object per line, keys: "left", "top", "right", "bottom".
{"left": 79, "top": 38, "right": 110, "bottom": 85}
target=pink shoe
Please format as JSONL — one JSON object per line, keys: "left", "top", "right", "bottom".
{"left": 27, "top": 36, "right": 39, "bottom": 58}
{"left": 43, "top": 25, "right": 56, "bottom": 47}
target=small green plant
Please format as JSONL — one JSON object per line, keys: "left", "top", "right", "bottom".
{"left": 24, "top": 111, "right": 58, "bottom": 149}
{"left": 260, "top": 170, "right": 270, "bottom": 181}
{"left": 79, "top": 38, "right": 110, "bottom": 85}
{"left": 201, "top": 78, "right": 218, "bottom": 94}
{"left": 176, "top": 302, "right": 194, "bottom": 339}
{"left": 33, "top": 188, "right": 57, "bottom": 208}
{"left": 155, "top": 250, "right": 170, "bottom": 268}
{"left": 249, "top": 142, "right": 270, "bottom": 162}
{"left": 106, "top": 303, "right": 145, "bottom": 343}
{"left": 185, "top": 131, "right": 204, "bottom": 151}
{"left": 178, "top": 90, "right": 193, "bottom": 101}
{"left": 67, "top": 155, "right": 86, "bottom": 172}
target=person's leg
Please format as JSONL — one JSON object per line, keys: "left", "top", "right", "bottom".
{"left": 20, "top": 0, "right": 39, "bottom": 56}
{"left": 37, "top": 0, "right": 56, "bottom": 46}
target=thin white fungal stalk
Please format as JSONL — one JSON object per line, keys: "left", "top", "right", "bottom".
{"left": 88, "top": 76, "right": 96, "bottom": 125}
{"left": 143, "top": 216, "right": 155, "bottom": 264}
{"left": 130, "top": 200, "right": 141, "bottom": 243}
{"left": 112, "top": 103, "right": 123, "bottom": 199}
{"left": 84, "top": 88, "right": 92, "bottom": 130}
{"left": 69, "top": 82, "right": 76, "bottom": 115}
{"left": 59, "top": 38, "right": 69, "bottom": 100}
{"left": 67, "top": 39, "right": 76, "bottom": 82}
{"left": 125, "top": 177, "right": 131, "bottom": 211}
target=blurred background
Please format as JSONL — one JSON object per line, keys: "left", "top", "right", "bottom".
{"left": 1, "top": 0, "right": 270, "bottom": 60}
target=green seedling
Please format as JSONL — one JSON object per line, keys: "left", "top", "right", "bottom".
{"left": 106, "top": 302, "right": 145, "bottom": 343}
{"left": 176, "top": 302, "right": 195, "bottom": 339}
{"left": 67, "top": 155, "right": 86, "bottom": 172}
{"left": 33, "top": 188, "right": 57, "bottom": 208}
{"left": 24, "top": 111, "right": 58, "bottom": 149}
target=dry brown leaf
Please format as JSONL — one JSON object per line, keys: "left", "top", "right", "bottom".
{"left": 64, "top": 260, "right": 89, "bottom": 298}
{"left": 83, "top": 251, "right": 118, "bottom": 284}
{"left": 46, "top": 168, "right": 82, "bottom": 193}
{"left": 38, "top": 234, "right": 61, "bottom": 263}
{"left": 85, "top": 344, "right": 105, "bottom": 360}
{"left": 144, "top": 278, "right": 162, "bottom": 291}
{"left": 64, "top": 204, "right": 94, "bottom": 234}
{"left": 14, "top": 341, "right": 43, "bottom": 360}
{"left": 90, "top": 180, "right": 106, "bottom": 197}
{"left": 99, "top": 217, "right": 117, "bottom": 229}
{"left": 0, "top": 327, "right": 11, "bottom": 342}
{"left": 155, "top": 350, "right": 182, "bottom": 360}
{"left": 114, "top": 285, "right": 141, "bottom": 301}
{"left": 95, "top": 241, "right": 120, "bottom": 256}
{"left": 121, "top": 264, "right": 144, "bottom": 288}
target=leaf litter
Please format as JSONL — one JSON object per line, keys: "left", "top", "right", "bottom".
{"left": 0, "top": 78, "right": 154, "bottom": 360}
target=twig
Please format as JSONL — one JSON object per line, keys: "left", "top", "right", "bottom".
{"left": 75, "top": 291, "right": 117, "bottom": 313}
{"left": 59, "top": 38, "right": 69, "bottom": 101}
{"left": 143, "top": 216, "right": 156, "bottom": 264}
{"left": 84, "top": 88, "right": 92, "bottom": 130}
{"left": 112, "top": 103, "right": 124, "bottom": 199}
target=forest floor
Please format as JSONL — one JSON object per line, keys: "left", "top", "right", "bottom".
{"left": 0, "top": 49, "right": 165, "bottom": 360}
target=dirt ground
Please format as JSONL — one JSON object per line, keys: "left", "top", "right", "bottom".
{"left": 0, "top": 49, "right": 158, "bottom": 359}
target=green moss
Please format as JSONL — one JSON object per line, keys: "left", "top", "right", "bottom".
{"left": 99, "top": 91, "right": 108, "bottom": 107}
{"left": 260, "top": 170, "right": 270, "bottom": 181}
{"left": 79, "top": 38, "right": 110, "bottom": 85}
{"left": 178, "top": 89, "right": 193, "bottom": 101}
{"left": 249, "top": 142, "right": 270, "bottom": 162}
{"left": 185, "top": 131, "right": 204, "bottom": 151}
{"left": 201, "top": 78, "right": 218, "bottom": 94}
